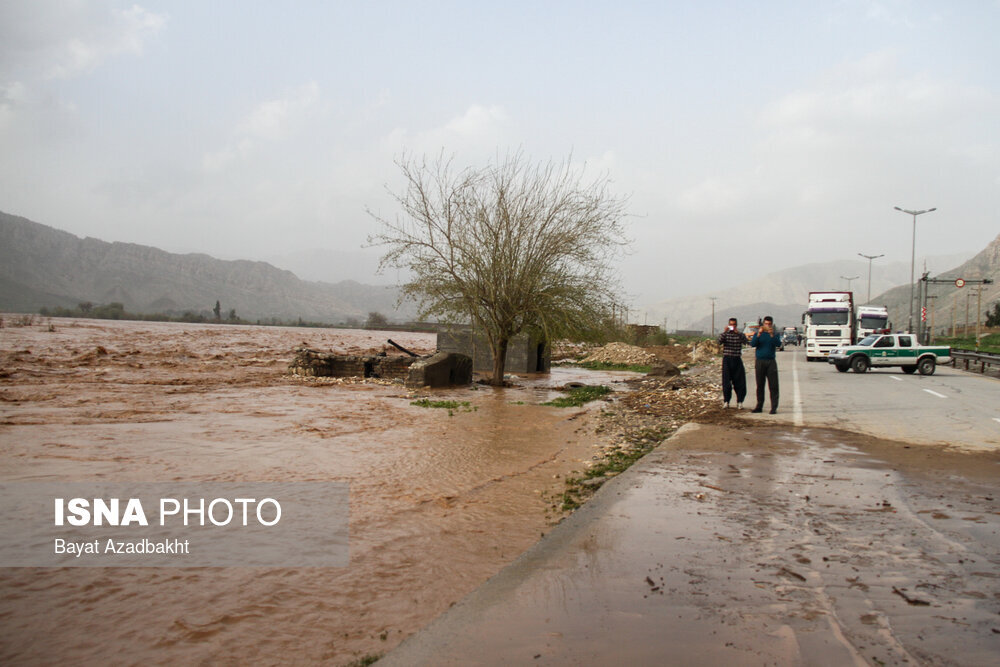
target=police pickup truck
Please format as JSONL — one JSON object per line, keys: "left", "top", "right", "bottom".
{"left": 827, "top": 333, "right": 951, "bottom": 375}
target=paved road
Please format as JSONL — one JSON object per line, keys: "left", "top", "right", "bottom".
{"left": 763, "top": 345, "right": 1000, "bottom": 450}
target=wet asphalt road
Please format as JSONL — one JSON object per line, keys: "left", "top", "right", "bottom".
{"left": 762, "top": 346, "right": 1000, "bottom": 451}
{"left": 380, "top": 423, "right": 1000, "bottom": 666}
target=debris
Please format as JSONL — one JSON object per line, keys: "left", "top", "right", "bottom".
{"left": 777, "top": 566, "right": 807, "bottom": 582}
{"left": 582, "top": 342, "right": 658, "bottom": 366}
{"left": 387, "top": 339, "right": 419, "bottom": 357}
{"left": 892, "top": 586, "right": 930, "bottom": 606}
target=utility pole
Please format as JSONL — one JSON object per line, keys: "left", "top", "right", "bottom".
{"left": 966, "top": 290, "right": 971, "bottom": 337}
{"left": 857, "top": 253, "right": 884, "bottom": 305}
{"left": 951, "top": 298, "right": 956, "bottom": 338}
{"left": 975, "top": 286, "right": 984, "bottom": 350}
{"left": 709, "top": 297, "right": 717, "bottom": 335}
{"left": 894, "top": 206, "right": 937, "bottom": 334}
{"left": 926, "top": 295, "right": 937, "bottom": 343}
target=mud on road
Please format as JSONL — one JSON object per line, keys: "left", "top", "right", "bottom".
{"left": 382, "top": 422, "right": 1000, "bottom": 666}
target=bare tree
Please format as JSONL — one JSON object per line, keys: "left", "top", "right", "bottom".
{"left": 365, "top": 311, "right": 389, "bottom": 329}
{"left": 369, "top": 152, "right": 629, "bottom": 385}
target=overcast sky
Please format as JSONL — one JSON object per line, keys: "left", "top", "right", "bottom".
{"left": 1, "top": 1, "right": 997, "bottom": 308}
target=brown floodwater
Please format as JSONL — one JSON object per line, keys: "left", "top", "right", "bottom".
{"left": 0, "top": 317, "right": 632, "bottom": 665}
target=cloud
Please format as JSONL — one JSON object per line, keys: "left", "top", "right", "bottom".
{"left": 668, "top": 50, "right": 997, "bottom": 222}
{"left": 202, "top": 82, "right": 321, "bottom": 171}
{"left": 380, "top": 104, "right": 510, "bottom": 157}
{"left": 0, "top": 81, "right": 27, "bottom": 130}
{"left": 0, "top": 2, "right": 167, "bottom": 81}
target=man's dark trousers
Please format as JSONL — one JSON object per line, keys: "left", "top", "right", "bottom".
{"left": 754, "top": 358, "right": 779, "bottom": 410}
{"left": 722, "top": 356, "right": 746, "bottom": 404}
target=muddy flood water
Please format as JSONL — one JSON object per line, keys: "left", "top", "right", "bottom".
{"left": 0, "top": 317, "right": 630, "bottom": 665}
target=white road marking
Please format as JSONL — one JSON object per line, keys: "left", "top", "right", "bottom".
{"left": 889, "top": 376, "right": 903, "bottom": 382}
{"left": 923, "top": 389, "right": 947, "bottom": 399}
{"left": 993, "top": 418, "right": 1000, "bottom": 425}
{"left": 791, "top": 351, "right": 803, "bottom": 427}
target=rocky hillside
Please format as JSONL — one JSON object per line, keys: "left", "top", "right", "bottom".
{"left": 871, "top": 231, "right": 1000, "bottom": 334}
{"left": 0, "top": 211, "right": 415, "bottom": 322}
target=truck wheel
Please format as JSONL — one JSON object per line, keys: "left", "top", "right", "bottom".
{"left": 917, "top": 357, "right": 936, "bottom": 376}
{"left": 902, "top": 365, "right": 917, "bottom": 374}
{"left": 850, "top": 355, "right": 870, "bottom": 373}
{"left": 835, "top": 362, "right": 849, "bottom": 373}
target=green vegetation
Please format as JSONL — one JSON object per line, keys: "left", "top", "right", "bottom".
{"left": 41, "top": 302, "right": 248, "bottom": 324}
{"left": 560, "top": 425, "right": 673, "bottom": 511}
{"left": 985, "top": 302, "right": 1000, "bottom": 327}
{"left": 342, "top": 654, "right": 382, "bottom": 667}
{"left": 575, "top": 360, "right": 652, "bottom": 373}
{"left": 409, "top": 398, "right": 476, "bottom": 416}
{"left": 934, "top": 333, "right": 1000, "bottom": 354}
{"left": 543, "top": 384, "right": 612, "bottom": 408}
{"left": 39, "top": 303, "right": 351, "bottom": 329}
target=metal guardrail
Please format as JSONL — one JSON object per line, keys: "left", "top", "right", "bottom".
{"left": 951, "top": 349, "right": 1000, "bottom": 374}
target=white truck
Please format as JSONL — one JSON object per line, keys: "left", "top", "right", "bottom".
{"left": 856, "top": 305, "right": 891, "bottom": 340}
{"left": 803, "top": 291, "right": 855, "bottom": 362}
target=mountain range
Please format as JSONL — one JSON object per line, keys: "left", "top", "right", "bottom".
{"left": 641, "top": 250, "right": 989, "bottom": 333}
{"left": 2, "top": 210, "right": 996, "bottom": 332}
{"left": 0, "top": 211, "right": 416, "bottom": 323}
{"left": 868, "top": 233, "right": 1000, "bottom": 335}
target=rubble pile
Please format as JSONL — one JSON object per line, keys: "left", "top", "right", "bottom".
{"left": 618, "top": 375, "right": 726, "bottom": 421}
{"left": 550, "top": 340, "right": 600, "bottom": 361}
{"left": 689, "top": 339, "right": 722, "bottom": 363}
{"left": 581, "top": 342, "right": 659, "bottom": 366}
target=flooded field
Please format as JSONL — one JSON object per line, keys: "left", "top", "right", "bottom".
{"left": 0, "top": 317, "right": 630, "bottom": 665}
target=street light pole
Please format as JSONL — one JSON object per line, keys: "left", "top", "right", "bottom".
{"left": 840, "top": 275, "right": 860, "bottom": 292}
{"left": 894, "top": 206, "right": 937, "bottom": 333}
{"left": 857, "top": 252, "right": 884, "bottom": 304}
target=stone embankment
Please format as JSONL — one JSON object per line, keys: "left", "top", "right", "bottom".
{"left": 288, "top": 347, "right": 472, "bottom": 388}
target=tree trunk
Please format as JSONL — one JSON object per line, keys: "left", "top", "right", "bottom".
{"left": 489, "top": 337, "right": 509, "bottom": 386}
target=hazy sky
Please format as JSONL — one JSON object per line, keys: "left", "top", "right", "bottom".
{"left": 2, "top": 1, "right": 998, "bottom": 308}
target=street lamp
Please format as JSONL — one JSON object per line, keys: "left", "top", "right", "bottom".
{"left": 857, "top": 252, "right": 884, "bottom": 305}
{"left": 894, "top": 206, "right": 936, "bottom": 333}
{"left": 840, "top": 275, "right": 859, "bottom": 291}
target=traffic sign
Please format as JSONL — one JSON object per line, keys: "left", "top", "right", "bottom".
{"left": 955, "top": 278, "right": 966, "bottom": 288}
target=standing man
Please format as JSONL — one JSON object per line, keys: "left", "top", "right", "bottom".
{"left": 750, "top": 315, "right": 781, "bottom": 414}
{"left": 718, "top": 317, "right": 747, "bottom": 409}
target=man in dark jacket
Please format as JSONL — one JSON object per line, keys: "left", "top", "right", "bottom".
{"left": 749, "top": 315, "right": 780, "bottom": 414}
{"left": 717, "top": 317, "right": 747, "bottom": 409}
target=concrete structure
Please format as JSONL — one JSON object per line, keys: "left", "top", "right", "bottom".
{"left": 288, "top": 348, "right": 416, "bottom": 380}
{"left": 405, "top": 352, "right": 473, "bottom": 388}
{"left": 437, "top": 327, "right": 550, "bottom": 374}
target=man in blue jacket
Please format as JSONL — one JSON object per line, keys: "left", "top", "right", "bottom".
{"left": 749, "top": 315, "right": 780, "bottom": 414}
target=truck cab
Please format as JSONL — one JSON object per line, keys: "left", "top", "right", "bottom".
{"left": 804, "top": 291, "right": 855, "bottom": 361}
{"left": 856, "top": 305, "right": 891, "bottom": 339}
